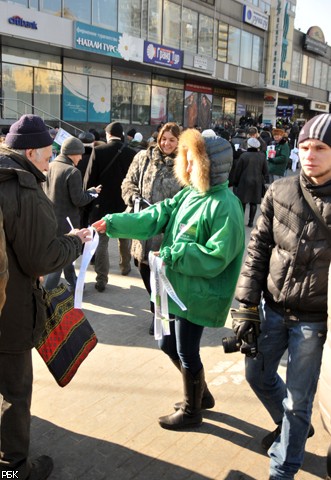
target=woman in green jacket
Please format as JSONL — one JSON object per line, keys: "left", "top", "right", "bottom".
{"left": 93, "top": 129, "right": 245, "bottom": 430}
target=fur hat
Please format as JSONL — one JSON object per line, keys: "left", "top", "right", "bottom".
{"left": 272, "top": 128, "right": 285, "bottom": 137}
{"left": 78, "top": 131, "right": 95, "bottom": 143}
{"left": 105, "top": 122, "right": 124, "bottom": 140}
{"left": 61, "top": 137, "right": 85, "bottom": 155}
{"left": 247, "top": 137, "right": 261, "bottom": 149}
{"left": 298, "top": 114, "right": 331, "bottom": 147}
{"left": 5, "top": 114, "right": 53, "bottom": 149}
{"left": 175, "top": 129, "right": 233, "bottom": 193}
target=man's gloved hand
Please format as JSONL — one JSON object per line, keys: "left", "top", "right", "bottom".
{"left": 231, "top": 305, "right": 261, "bottom": 342}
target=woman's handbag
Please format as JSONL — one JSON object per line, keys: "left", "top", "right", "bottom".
{"left": 36, "top": 283, "right": 98, "bottom": 387}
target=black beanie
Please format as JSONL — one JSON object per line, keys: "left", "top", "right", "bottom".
{"left": 105, "top": 121, "right": 124, "bottom": 140}
{"left": 5, "top": 114, "right": 53, "bottom": 149}
{"left": 127, "top": 128, "right": 136, "bottom": 138}
{"left": 298, "top": 114, "right": 331, "bottom": 147}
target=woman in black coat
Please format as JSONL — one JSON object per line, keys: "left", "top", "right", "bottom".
{"left": 233, "top": 137, "right": 269, "bottom": 227}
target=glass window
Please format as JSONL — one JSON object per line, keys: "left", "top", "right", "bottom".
{"left": 63, "top": 72, "right": 88, "bottom": 122}
{"left": 307, "top": 57, "right": 315, "bottom": 86}
{"left": 228, "top": 26, "right": 240, "bottom": 66}
{"left": 240, "top": 31, "right": 253, "bottom": 69}
{"left": 63, "top": 57, "right": 111, "bottom": 77}
{"left": 63, "top": 0, "right": 91, "bottom": 22}
{"left": 252, "top": 35, "right": 263, "bottom": 71}
{"left": 301, "top": 55, "right": 308, "bottom": 84}
{"left": 112, "top": 79, "right": 132, "bottom": 123}
{"left": 2, "top": 64, "right": 33, "bottom": 119}
{"left": 92, "top": 0, "right": 117, "bottom": 30}
{"left": 88, "top": 77, "right": 111, "bottom": 123}
{"left": 168, "top": 89, "right": 184, "bottom": 124}
{"left": 181, "top": 8, "right": 198, "bottom": 53}
{"left": 118, "top": 0, "right": 142, "bottom": 37}
{"left": 151, "top": 86, "right": 167, "bottom": 125}
{"left": 291, "top": 51, "right": 301, "bottom": 83}
{"left": 163, "top": 1, "right": 181, "bottom": 49}
{"left": 34, "top": 68, "right": 61, "bottom": 120}
{"left": 10, "top": 0, "right": 27, "bottom": 5}
{"left": 321, "top": 63, "right": 328, "bottom": 90}
{"left": 198, "top": 14, "right": 214, "bottom": 57}
{"left": 313, "top": 60, "right": 322, "bottom": 88}
{"left": 2, "top": 47, "right": 61, "bottom": 70}
{"left": 40, "top": 0, "right": 62, "bottom": 15}
{"left": 153, "top": 75, "right": 184, "bottom": 89}
{"left": 144, "top": 0, "right": 162, "bottom": 43}
{"left": 113, "top": 66, "right": 151, "bottom": 84}
{"left": 218, "top": 23, "right": 228, "bottom": 62}
{"left": 132, "top": 83, "right": 151, "bottom": 125}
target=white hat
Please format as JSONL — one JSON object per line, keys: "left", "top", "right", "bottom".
{"left": 247, "top": 137, "right": 260, "bottom": 149}
{"left": 133, "top": 132, "right": 143, "bottom": 142}
{"left": 201, "top": 129, "right": 217, "bottom": 138}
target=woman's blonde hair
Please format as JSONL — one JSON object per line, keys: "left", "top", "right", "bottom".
{"left": 174, "top": 128, "right": 210, "bottom": 193}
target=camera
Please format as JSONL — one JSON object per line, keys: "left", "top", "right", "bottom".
{"left": 222, "top": 327, "right": 258, "bottom": 357}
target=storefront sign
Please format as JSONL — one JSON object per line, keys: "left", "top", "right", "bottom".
{"left": 185, "top": 82, "right": 213, "bottom": 94}
{"left": 304, "top": 27, "right": 327, "bottom": 56}
{"left": 143, "top": 41, "right": 183, "bottom": 69}
{"left": 243, "top": 6, "right": 268, "bottom": 31}
{"left": 74, "top": 22, "right": 143, "bottom": 62}
{"left": 193, "top": 55, "right": 208, "bottom": 70}
{"left": 310, "top": 100, "right": 329, "bottom": 113}
{"left": 8, "top": 15, "right": 37, "bottom": 29}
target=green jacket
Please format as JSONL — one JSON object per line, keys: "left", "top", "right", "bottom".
{"left": 103, "top": 183, "right": 245, "bottom": 328}
{"left": 267, "top": 139, "right": 290, "bottom": 176}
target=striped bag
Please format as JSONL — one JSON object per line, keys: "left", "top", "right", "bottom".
{"left": 36, "top": 283, "right": 97, "bottom": 387}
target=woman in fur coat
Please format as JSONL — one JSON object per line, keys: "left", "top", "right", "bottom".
{"left": 121, "top": 122, "right": 182, "bottom": 334}
{"left": 93, "top": 129, "right": 245, "bottom": 431}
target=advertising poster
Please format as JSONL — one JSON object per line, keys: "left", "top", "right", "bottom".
{"left": 151, "top": 86, "right": 167, "bottom": 125}
{"left": 63, "top": 73, "right": 88, "bottom": 122}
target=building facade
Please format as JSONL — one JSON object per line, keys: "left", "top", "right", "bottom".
{"left": 0, "top": 0, "right": 330, "bottom": 136}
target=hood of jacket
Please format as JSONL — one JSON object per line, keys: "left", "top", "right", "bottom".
{"left": 174, "top": 128, "right": 233, "bottom": 193}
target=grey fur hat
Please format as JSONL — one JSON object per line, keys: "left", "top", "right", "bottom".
{"left": 61, "top": 137, "right": 85, "bottom": 155}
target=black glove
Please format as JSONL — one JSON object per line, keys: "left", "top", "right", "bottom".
{"left": 231, "top": 305, "right": 261, "bottom": 342}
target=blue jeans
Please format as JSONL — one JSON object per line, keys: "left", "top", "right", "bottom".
{"left": 245, "top": 302, "right": 326, "bottom": 479}
{"left": 158, "top": 316, "right": 204, "bottom": 375}
{"left": 43, "top": 263, "right": 77, "bottom": 292}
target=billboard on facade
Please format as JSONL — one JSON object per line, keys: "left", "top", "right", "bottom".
{"left": 144, "top": 41, "right": 183, "bottom": 69}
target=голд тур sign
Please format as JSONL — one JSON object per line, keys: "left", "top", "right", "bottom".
{"left": 143, "top": 41, "right": 183, "bottom": 70}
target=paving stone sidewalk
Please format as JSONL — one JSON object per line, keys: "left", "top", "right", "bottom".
{"left": 31, "top": 231, "right": 330, "bottom": 480}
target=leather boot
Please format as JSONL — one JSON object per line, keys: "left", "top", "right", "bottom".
{"left": 170, "top": 359, "right": 215, "bottom": 411}
{"left": 158, "top": 367, "right": 204, "bottom": 430}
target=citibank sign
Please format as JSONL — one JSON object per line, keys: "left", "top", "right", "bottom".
{"left": 8, "top": 15, "right": 38, "bottom": 30}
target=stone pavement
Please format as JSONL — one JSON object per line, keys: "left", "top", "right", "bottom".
{"left": 31, "top": 228, "right": 330, "bottom": 480}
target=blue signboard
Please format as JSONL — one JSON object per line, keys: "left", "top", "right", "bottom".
{"left": 74, "top": 21, "right": 121, "bottom": 58}
{"left": 143, "top": 41, "right": 183, "bottom": 69}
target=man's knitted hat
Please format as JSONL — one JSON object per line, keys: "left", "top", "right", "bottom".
{"left": 61, "top": 137, "right": 85, "bottom": 155}
{"left": 127, "top": 128, "right": 136, "bottom": 138}
{"left": 247, "top": 137, "right": 261, "bottom": 149}
{"left": 298, "top": 114, "right": 331, "bottom": 147}
{"left": 5, "top": 114, "right": 53, "bottom": 149}
{"left": 105, "top": 121, "right": 124, "bottom": 140}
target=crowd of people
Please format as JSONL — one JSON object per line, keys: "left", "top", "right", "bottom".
{"left": 0, "top": 112, "right": 331, "bottom": 480}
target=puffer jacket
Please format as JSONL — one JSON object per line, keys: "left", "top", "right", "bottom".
{"left": 121, "top": 145, "right": 182, "bottom": 263}
{"left": 106, "top": 132, "right": 245, "bottom": 327}
{"left": 0, "top": 147, "right": 82, "bottom": 352}
{"left": 236, "top": 172, "right": 331, "bottom": 322}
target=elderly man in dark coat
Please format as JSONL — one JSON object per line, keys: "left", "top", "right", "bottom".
{"left": 0, "top": 115, "right": 92, "bottom": 479}
{"left": 84, "top": 121, "right": 136, "bottom": 291}
{"left": 43, "top": 136, "right": 101, "bottom": 291}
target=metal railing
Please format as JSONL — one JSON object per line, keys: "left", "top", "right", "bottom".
{"left": 0, "top": 98, "right": 84, "bottom": 136}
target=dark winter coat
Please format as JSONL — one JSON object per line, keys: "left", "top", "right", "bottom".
{"left": 44, "top": 153, "right": 96, "bottom": 235}
{"left": 233, "top": 149, "right": 269, "bottom": 204}
{"left": 0, "top": 207, "right": 8, "bottom": 314}
{"left": 236, "top": 172, "right": 331, "bottom": 323}
{"left": 84, "top": 139, "right": 136, "bottom": 223}
{"left": 0, "top": 147, "right": 82, "bottom": 352}
{"left": 121, "top": 145, "right": 182, "bottom": 263}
